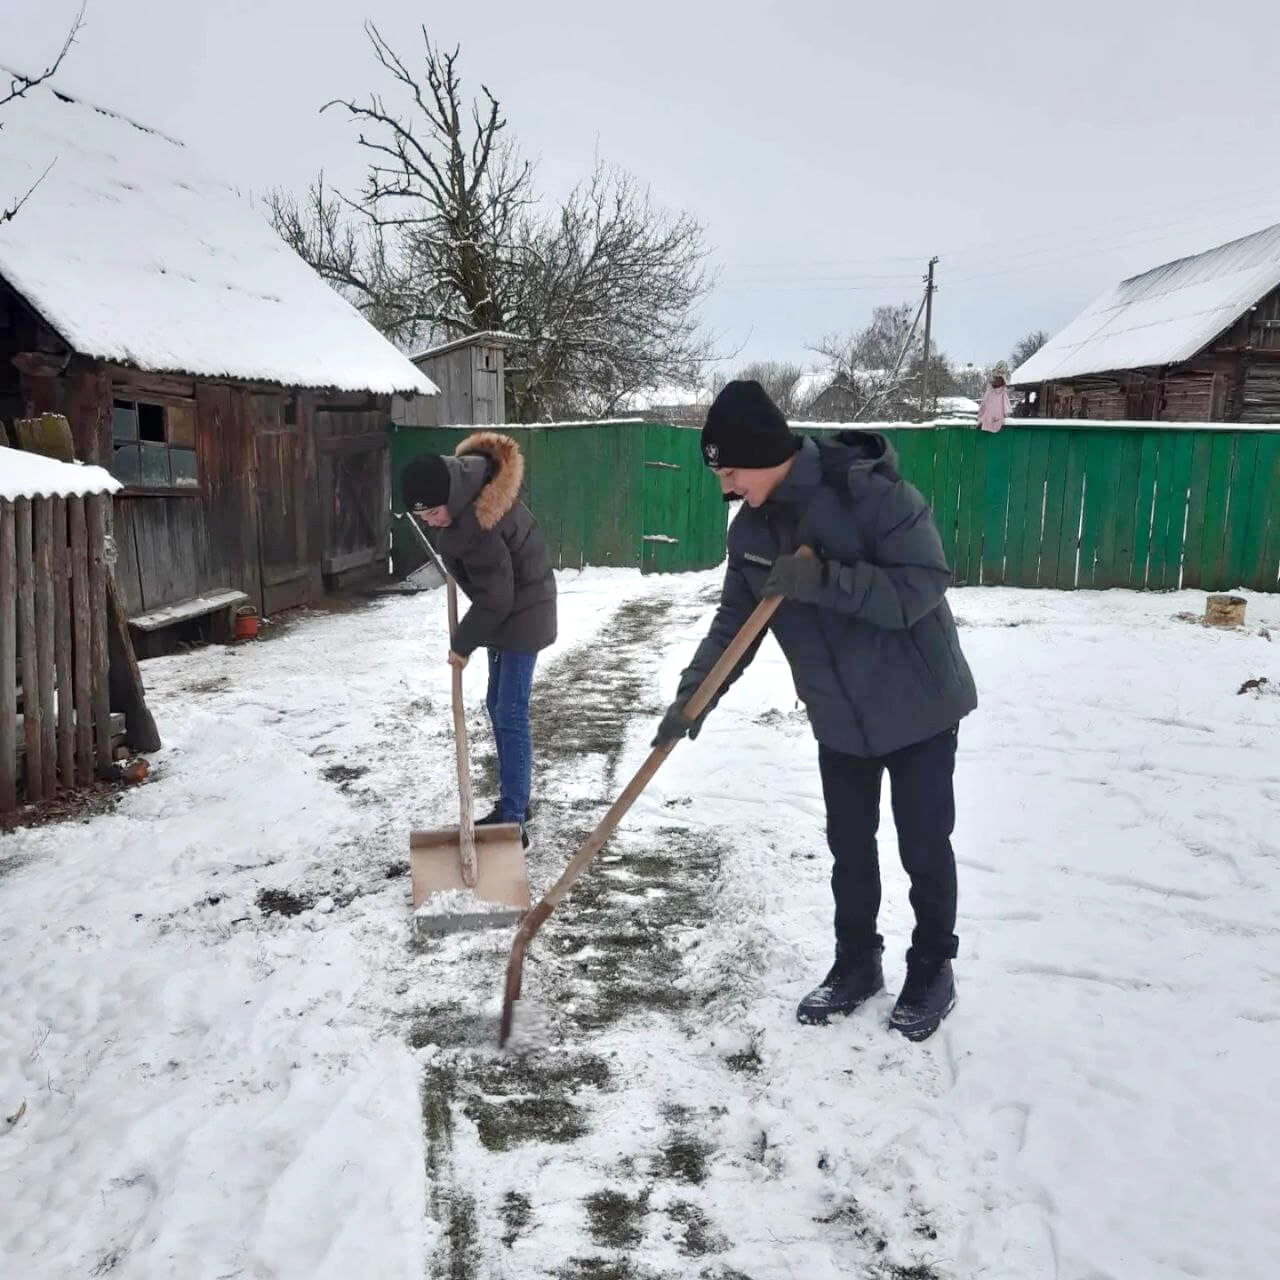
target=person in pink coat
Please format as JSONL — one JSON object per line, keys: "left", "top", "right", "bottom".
{"left": 978, "top": 364, "right": 1013, "bottom": 433}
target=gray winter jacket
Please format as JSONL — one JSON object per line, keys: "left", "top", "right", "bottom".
{"left": 435, "top": 432, "right": 557, "bottom": 657}
{"left": 678, "top": 432, "right": 977, "bottom": 757}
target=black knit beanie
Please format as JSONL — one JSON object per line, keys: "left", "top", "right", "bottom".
{"left": 401, "top": 453, "right": 451, "bottom": 510}
{"left": 701, "top": 380, "right": 797, "bottom": 469}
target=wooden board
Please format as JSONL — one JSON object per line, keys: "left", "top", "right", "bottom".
{"left": 0, "top": 503, "right": 16, "bottom": 810}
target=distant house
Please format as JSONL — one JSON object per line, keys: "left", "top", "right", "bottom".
{"left": 1013, "top": 222, "right": 1280, "bottom": 423}
{"left": 393, "top": 331, "right": 514, "bottom": 427}
{"left": 0, "top": 79, "right": 435, "bottom": 640}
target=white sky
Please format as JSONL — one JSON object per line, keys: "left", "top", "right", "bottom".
{"left": 9, "top": 0, "right": 1280, "bottom": 374}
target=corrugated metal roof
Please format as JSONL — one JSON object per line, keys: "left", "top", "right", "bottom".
{"left": 1012, "top": 222, "right": 1280, "bottom": 385}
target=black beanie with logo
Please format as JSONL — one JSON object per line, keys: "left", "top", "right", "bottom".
{"left": 700, "top": 380, "right": 797, "bottom": 469}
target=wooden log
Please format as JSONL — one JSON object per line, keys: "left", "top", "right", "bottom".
{"left": 52, "top": 497, "right": 75, "bottom": 788}
{"left": 0, "top": 502, "right": 16, "bottom": 811}
{"left": 33, "top": 499, "right": 58, "bottom": 798}
{"left": 15, "top": 498, "right": 42, "bottom": 803}
{"left": 106, "top": 574, "right": 161, "bottom": 753}
{"left": 1205, "top": 594, "right": 1247, "bottom": 628}
{"left": 69, "top": 497, "right": 93, "bottom": 785}
{"left": 88, "top": 495, "right": 112, "bottom": 775}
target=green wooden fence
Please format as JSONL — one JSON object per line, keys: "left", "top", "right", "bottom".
{"left": 389, "top": 422, "right": 725, "bottom": 575}
{"left": 390, "top": 420, "right": 1280, "bottom": 591}
{"left": 837, "top": 422, "right": 1280, "bottom": 591}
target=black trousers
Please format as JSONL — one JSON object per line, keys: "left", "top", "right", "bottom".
{"left": 818, "top": 726, "right": 959, "bottom": 962}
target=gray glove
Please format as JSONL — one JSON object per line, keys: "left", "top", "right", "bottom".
{"left": 764, "top": 551, "right": 825, "bottom": 602}
{"left": 652, "top": 699, "right": 705, "bottom": 748}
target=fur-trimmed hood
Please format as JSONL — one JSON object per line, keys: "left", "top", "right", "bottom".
{"left": 444, "top": 431, "right": 525, "bottom": 530}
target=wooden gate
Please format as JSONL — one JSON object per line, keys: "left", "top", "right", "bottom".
{"left": 252, "top": 393, "right": 321, "bottom": 614}
{"left": 1, "top": 493, "right": 113, "bottom": 811}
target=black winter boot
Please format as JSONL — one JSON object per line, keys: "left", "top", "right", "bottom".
{"left": 477, "top": 801, "right": 536, "bottom": 826}
{"left": 889, "top": 951, "right": 956, "bottom": 1042}
{"left": 796, "top": 945, "right": 885, "bottom": 1025}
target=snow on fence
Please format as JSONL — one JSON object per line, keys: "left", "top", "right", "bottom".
{"left": 1, "top": 461, "right": 118, "bottom": 811}
{"left": 388, "top": 419, "right": 1280, "bottom": 592}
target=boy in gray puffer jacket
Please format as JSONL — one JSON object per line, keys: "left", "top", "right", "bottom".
{"left": 653, "top": 381, "right": 977, "bottom": 1041}
{"left": 402, "top": 432, "right": 556, "bottom": 845}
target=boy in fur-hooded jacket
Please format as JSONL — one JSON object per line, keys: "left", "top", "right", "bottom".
{"left": 401, "top": 432, "right": 557, "bottom": 842}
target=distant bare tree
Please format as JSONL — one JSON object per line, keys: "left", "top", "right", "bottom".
{"left": 810, "top": 303, "right": 964, "bottom": 421}
{"left": 270, "top": 25, "right": 713, "bottom": 417}
{"left": 1, "top": 5, "right": 86, "bottom": 224}
{"left": 1010, "top": 328, "right": 1049, "bottom": 372}
{"left": 715, "top": 360, "right": 806, "bottom": 416}
{"left": 511, "top": 164, "right": 714, "bottom": 419}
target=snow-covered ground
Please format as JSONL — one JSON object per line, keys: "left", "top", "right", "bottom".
{"left": 2, "top": 570, "right": 1278, "bottom": 1279}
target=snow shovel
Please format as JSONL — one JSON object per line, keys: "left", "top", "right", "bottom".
{"left": 402, "top": 516, "right": 531, "bottom": 936}
{"left": 498, "top": 548, "right": 812, "bottom": 1046}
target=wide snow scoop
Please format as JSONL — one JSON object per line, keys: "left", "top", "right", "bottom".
{"left": 498, "top": 548, "right": 811, "bottom": 1045}
{"left": 401, "top": 515, "right": 530, "bottom": 936}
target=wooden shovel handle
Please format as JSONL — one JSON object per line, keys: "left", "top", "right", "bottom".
{"left": 498, "top": 549, "right": 810, "bottom": 1044}
{"left": 448, "top": 577, "right": 478, "bottom": 888}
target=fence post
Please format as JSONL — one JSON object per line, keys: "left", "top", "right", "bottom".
{"left": 0, "top": 502, "right": 16, "bottom": 811}
{"left": 34, "top": 498, "right": 58, "bottom": 798}
{"left": 88, "top": 495, "right": 112, "bottom": 775}
{"left": 16, "top": 498, "right": 43, "bottom": 803}
{"left": 53, "top": 496, "right": 76, "bottom": 788}
{"left": 69, "top": 497, "right": 94, "bottom": 786}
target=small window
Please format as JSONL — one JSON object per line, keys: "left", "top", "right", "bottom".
{"left": 110, "top": 398, "right": 199, "bottom": 492}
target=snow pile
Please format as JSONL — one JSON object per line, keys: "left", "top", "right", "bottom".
{"left": 0, "top": 446, "right": 120, "bottom": 500}
{"left": 0, "top": 78, "right": 435, "bottom": 396}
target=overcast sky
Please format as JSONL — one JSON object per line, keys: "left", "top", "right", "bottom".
{"left": 11, "top": 0, "right": 1280, "bottom": 375}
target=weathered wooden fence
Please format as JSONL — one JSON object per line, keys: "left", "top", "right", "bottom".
{"left": 390, "top": 422, "right": 726, "bottom": 575}
{"left": 847, "top": 421, "right": 1280, "bottom": 591}
{"left": 1, "top": 494, "right": 113, "bottom": 811}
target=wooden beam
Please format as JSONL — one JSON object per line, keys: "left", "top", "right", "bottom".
{"left": 16, "top": 499, "right": 42, "bottom": 803}
{"left": 33, "top": 499, "right": 58, "bottom": 798}
{"left": 106, "top": 575, "right": 161, "bottom": 753}
{"left": 68, "top": 497, "right": 94, "bottom": 785}
{"left": 0, "top": 503, "right": 17, "bottom": 811}
{"left": 88, "top": 495, "right": 112, "bottom": 775}
{"left": 52, "top": 497, "right": 76, "bottom": 789}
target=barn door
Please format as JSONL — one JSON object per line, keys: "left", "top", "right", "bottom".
{"left": 252, "top": 393, "right": 321, "bottom": 615}
{"left": 316, "top": 408, "right": 390, "bottom": 581}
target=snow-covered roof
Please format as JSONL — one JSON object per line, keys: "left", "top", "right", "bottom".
{"left": 0, "top": 446, "right": 121, "bottom": 500}
{"left": 623, "top": 383, "right": 708, "bottom": 412}
{"left": 1012, "top": 222, "right": 1280, "bottom": 385}
{"left": 792, "top": 370, "right": 834, "bottom": 408}
{"left": 935, "top": 395, "right": 980, "bottom": 417}
{"left": 410, "top": 331, "right": 521, "bottom": 362}
{"left": 0, "top": 78, "right": 436, "bottom": 396}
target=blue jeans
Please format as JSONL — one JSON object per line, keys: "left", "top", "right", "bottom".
{"left": 486, "top": 650, "right": 537, "bottom": 824}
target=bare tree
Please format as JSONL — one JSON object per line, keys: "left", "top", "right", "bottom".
{"left": 809, "top": 302, "right": 964, "bottom": 422}
{"left": 721, "top": 360, "right": 806, "bottom": 416}
{"left": 1, "top": 5, "right": 86, "bottom": 224}
{"left": 510, "top": 164, "right": 714, "bottom": 419}
{"left": 1010, "top": 328, "right": 1049, "bottom": 372}
{"left": 271, "top": 26, "right": 713, "bottom": 415}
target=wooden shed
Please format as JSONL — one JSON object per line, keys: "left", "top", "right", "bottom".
{"left": 392, "top": 332, "right": 513, "bottom": 428}
{"left": 0, "top": 82, "right": 436, "bottom": 648}
{"left": 1014, "top": 222, "right": 1280, "bottom": 423}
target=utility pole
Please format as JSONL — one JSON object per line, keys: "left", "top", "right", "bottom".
{"left": 920, "top": 256, "right": 938, "bottom": 417}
